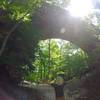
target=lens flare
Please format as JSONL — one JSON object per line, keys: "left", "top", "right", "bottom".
{"left": 68, "top": 0, "right": 93, "bottom": 17}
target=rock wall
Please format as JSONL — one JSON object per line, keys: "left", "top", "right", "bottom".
{"left": 0, "top": 79, "right": 81, "bottom": 100}
{"left": 34, "top": 84, "right": 56, "bottom": 100}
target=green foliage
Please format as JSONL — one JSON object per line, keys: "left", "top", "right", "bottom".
{"left": 61, "top": 42, "right": 88, "bottom": 80}
{"left": 25, "top": 39, "right": 59, "bottom": 82}
{"left": 0, "top": 0, "right": 44, "bottom": 83}
{"left": 25, "top": 39, "right": 88, "bottom": 83}
{"left": 0, "top": 0, "right": 43, "bottom": 20}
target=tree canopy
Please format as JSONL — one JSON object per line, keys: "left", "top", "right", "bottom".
{"left": 0, "top": 0, "right": 44, "bottom": 83}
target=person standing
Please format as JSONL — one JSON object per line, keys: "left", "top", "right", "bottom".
{"left": 51, "top": 74, "right": 65, "bottom": 100}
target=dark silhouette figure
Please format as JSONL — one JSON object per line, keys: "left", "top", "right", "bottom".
{"left": 51, "top": 74, "right": 65, "bottom": 100}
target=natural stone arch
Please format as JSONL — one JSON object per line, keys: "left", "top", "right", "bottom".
{"left": 32, "top": 3, "right": 100, "bottom": 66}
{"left": 32, "top": 3, "right": 100, "bottom": 99}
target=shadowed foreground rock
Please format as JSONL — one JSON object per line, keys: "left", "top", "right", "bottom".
{"left": 76, "top": 69, "right": 100, "bottom": 100}
{"left": 0, "top": 82, "right": 46, "bottom": 100}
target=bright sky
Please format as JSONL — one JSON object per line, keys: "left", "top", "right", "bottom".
{"left": 67, "top": 0, "right": 94, "bottom": 18}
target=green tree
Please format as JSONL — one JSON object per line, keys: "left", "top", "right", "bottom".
{"left": 0, "top": 0, "right": 43, "bottom": 84}
{"left": 61, "top": 42, "right": 88, "bottom": 80}
{"left": 25, "top": 39, "right": 88, "bottom": 83}
{"left": 25, "top": 39, "right": 61, "bottom": 83}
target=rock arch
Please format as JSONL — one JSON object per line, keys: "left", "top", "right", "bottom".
{"left": 32, "top": 3, "right": 100, "bottom": 67}
{"left": 32, "top": 3, "right": 100, "bottom": 99}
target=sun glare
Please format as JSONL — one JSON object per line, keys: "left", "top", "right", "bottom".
{"left": 68, "top": 0, "right": 93, "bottom": 18}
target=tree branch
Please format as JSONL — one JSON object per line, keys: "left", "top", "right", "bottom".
{"left": 0, "top": 12, "right": 28, "bottom": 57}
